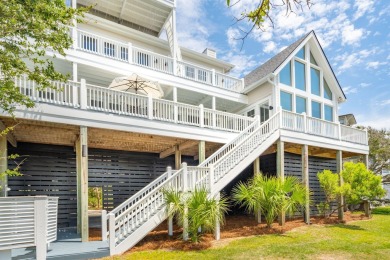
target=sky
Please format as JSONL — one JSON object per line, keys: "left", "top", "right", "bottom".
{"left": 173, "top": 0, "right": 390, "bottom": 129}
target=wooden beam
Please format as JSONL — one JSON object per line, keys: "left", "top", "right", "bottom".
{"left": 0, "top": 135, "right": 7, "bottom": 197}
{"left": 77, "top": 126, "right": 89, "bottom": 241}
{"left": 0, "top": 121, "right": 17, "bottom": 147}
{"left": 302, "top": 144, "right": 310, "bottom": 224}
{"left": 175, "top": 145, "right": 181, "bottom": 170}
{"left": 277, "top": 139, "right": 285, "bottom": 226}
{"left": 160, "top": 140, "right": 198, "bottom": 159}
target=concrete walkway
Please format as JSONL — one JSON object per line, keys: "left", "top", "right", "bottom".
{"left": 12, "top": 229, "right": 109, "bottom": 260}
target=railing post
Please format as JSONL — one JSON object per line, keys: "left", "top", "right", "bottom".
{"left": 72, "top": 27, "right": 78, "bottom": 50}
{"left": 279, "top": 106, "right": 283, "bottom": 128}
{"left": 302, "top": 112, "right": 307, "bottom": 133}
{"left": 148, "top": 94, "right": 153, "bottom": 120}
{"left": 80, "top": 79, "right": 87, "bottom": 109}
{"left": 209, "top": 165, "right": 214, "bottom": 193}
{"left": 338, "top": 122, "right": 342, "bottom": 141}
{"left": 101, "top": 210, "right": 107, "bottom": 242}
{"left": 128, "top": 42, "right": 133, "bottom": 63}
{"left": 182, "top": 162, "right": 188, "bottom": 192}
{"left": 365, "top": 128, "right": 368, "bottom": 145}
{"left": 108, "top": 213, "right": 116, "bottom": 256}
{"left": 211, "top": 69, "right": 216, "bottom": 86}
{"left": 34, "top": 196, "right": 47, "bottom": 260}
{"left": 199, "top": 104, "right": 204, "bottom": 127}
{"left": 173, "top": 58, "right": 178, "bottom": 76}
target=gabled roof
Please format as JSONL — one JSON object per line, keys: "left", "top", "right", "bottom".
{"left": 243, "top": 31, "right": 346, "bottom": 100}
{"left": 244, "top": 32, "right": 310, "bottom": 87}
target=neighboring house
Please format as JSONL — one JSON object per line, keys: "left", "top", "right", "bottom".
{"left": 339, "top": 114, "right": 357, "bottom": 126}
{"left": 0, "top": 0, "right": 369, "bottom": 255}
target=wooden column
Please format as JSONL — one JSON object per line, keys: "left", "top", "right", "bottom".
{"left": 277, "top": 140, "right": 285, "bottom": 226}
{"left": 254, "top": 157, "right": 261, "bottom": 223}
{"left": 214, "top": 192, "right": 220, "bottom": 240}
{"left": 336, "top": 150, "right": 344, "bottom": 221}
{"left": 198, "top": 141, "right": 205, "bottom": 163}
{"left": 362, "top": 154, "right": 370, "bottom": 217}
{"left": 76, "top": 126, "right": 89, "bottom": 241}
{"left": 363, "top": 154, "right": 369, "bottom": 168}
{"left": 174, "top": 145, "right": 181, "bottom": 170}
{"left": 302, "top": 144, "right": 310, "bottom": 224}
{"left": 0, "top": 136, "right": 7, "bottom": 197}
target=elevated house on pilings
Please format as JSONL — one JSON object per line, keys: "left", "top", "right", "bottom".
{"left": 0, "top": 0, "right": 369, "bottom": 256}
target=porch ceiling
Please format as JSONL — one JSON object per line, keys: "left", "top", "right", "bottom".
{"left": 262, "top": 142, "right": 362, "bottom": 159}
{"left": 1, "top": 118, "right": 221, "bottom": 157}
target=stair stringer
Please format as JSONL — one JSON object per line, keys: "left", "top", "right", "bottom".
{"left": 113, "top": 206, "right": 167, "bottom": 255}
{"left": 211, "top": 130, "right": 280, "bottom": 195}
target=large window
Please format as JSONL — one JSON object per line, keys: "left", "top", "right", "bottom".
{"left": 295, "top": 61, "right": 306, "bottom": 91}
{"left": 311, "top": 68, "right": 320, "bottom": 96}
{"left": 324, "top": 79, "right": 332, "bottom": 100}
{"left": 281, "top": 91, "right": 292, "bottom": 111}
{"left": 296, "top": 48, "right": 305, "bottom": 59}
{"left": 296, "top": 96, "right": 306, "bottom": 114}
{"left": 311, "top": 101, "right": 321, "bottom": 119}
{"left": 324, "top": 105, "right": 333, "bottom": 121}
{"left": 310, "top": 51, "right": 318, "bottom": 65}
{"left": 280, "top": 61, "right": 291, "bottom": 86}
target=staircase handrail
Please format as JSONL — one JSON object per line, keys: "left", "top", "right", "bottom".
{"left": 199, "top": 117, "right": 260, "bottom": 167}
{"left": 110, "top": 169, "right": 177, "bottom": 217}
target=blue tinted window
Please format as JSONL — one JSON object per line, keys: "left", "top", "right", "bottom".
{"left": 295, "top": 61, "right": 306, "bottom": 90}
{"left": 280, "top": 91, "right": 292, "bottom": 111}
{"left": 296, "top": 48, "right": 305, "bottom": 59}
{"left": 310, "top": 52, "right": 318, "bottom": 65}
{"left": 324, "top": 80, "right": 332, "bottom": 100}
{"left": 311, "top": 101, "right": 321, "bottom": 119}
{"left": 311, "top": 68, "right": 320, "bottom": 96}
{"left": 296, "top": 96, "right": 306, "bottom": 114}
{"left": 280, "top": 62, "right": 291, "bottom": 86}
{"left": 325, "top": 105, "right": 333, "bottom": 121}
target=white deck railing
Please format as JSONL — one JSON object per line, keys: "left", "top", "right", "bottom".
{"left": 0, "top": 196, "right": 58, "bottom": 260}
{"left": 74, "top": 29, "right": 244, "bottom": 92}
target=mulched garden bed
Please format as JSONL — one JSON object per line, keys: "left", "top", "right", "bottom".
{"left": 89, "top": 211, "right": 368, "bottom": 252}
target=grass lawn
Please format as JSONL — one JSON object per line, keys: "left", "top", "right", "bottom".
{"left": 108, "top": 213, "right": 390, "bottom": 260}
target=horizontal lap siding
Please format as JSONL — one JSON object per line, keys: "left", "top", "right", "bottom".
{"left": 8, "top": 142, "right": 197, "bottom": 228}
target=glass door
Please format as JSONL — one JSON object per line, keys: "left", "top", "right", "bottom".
{"left": 259, "top": 101, "right": 270, "bottom": 123}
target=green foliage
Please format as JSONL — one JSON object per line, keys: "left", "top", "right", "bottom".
{"left": 88, "top": 187, "right": 103, "bottom": 209}
{"left": 232, "top": 174, "right": 309, "bottom": 227}
{"left": 0, "top": 0, "right": 88, "bottom": 115}
{"left": 372, "top": 207, "right": 390, "bottom": 215}
{"left": 316, "top": 170, "right": 350, "bottom": 217}
{"left": 163, "top": 188, "right": 229, "bottom": 243}
{"left": 367, "top": 127, "right": 390, "bottom": 174}
{"left": 342, "top": 162, "right": 386, "bottom": 205}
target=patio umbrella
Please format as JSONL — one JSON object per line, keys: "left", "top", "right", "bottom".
{"left": 109, "top": 73, "right": 164, "bottom": 98}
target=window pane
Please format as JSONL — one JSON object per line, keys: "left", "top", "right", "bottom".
{"left": 325, "top": 105, "right": 333, "bottom": 121}
{"left": 295, "top": 61, "right": 306, "bottom": 91}
{"left": 280, "top": 91, "right": 292, "bottom": 111}
{"left": 311, "top": 68, "right": 320, "bottom": 95}
{"left": 296, "top": 47, "right": 305, "bottom": 59}
{"left": 310, "top": 52, "right": 318, "bottom": 65}
{"left": 260, "top": 102, "right": 269, "bottom": 123}
{"left": 296, "top": 96, "right": 306, "bottom": 114}
{"left": 324, "top": 79, "right": 332, "bottom": 100}
{"left": 247, "top": 109, "right": 255, "bottom": 118}
{"left": 311, "top": 101, "right": 321, "bottom": 119}
{"left": 280, "top": 61, "right": 291, "bottom": 86}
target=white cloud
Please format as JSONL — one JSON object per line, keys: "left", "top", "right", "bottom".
{"left": 343, "top": 86, "right": 358, "bottom": 95}
{"left": 380, "top": 99, "right": 390, "bottom": 106}
{"left": 367, "top": 61, "right": 388, "bottom": 69}
{"left": 354, "top": 0, "right": 375, "bottom": 20}
{"left": 335, "top": 49, "right": 375, "bottom": 72}
{"left": 359, "top": 83, "right": 371, "bottom": 88}
{"left": 221, "top": 52, "right": 258, "bottom": 77}
{"left": 226, "top": 27, "right": 241, "bottom": 49}
{"left": 263, "top": 41, "right": 277, "bottom": 53}
{"left": 342, "top": 25, "right": 365, "bottom": 46}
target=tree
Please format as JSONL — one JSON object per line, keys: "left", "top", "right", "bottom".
{"left": 342, "top": 162, "right": 386, "bottom": 207}
{"left": 367, "top": 127, "right": 390, "bottom": 175}
{"left": 0, "top": 0, "right": 88, "bottom": 115}
{"left": 317, "top": 170, "right": 350, "bottom": 217}
{"left": 163, "top": 188, "right": 228, "bottom": 243}
{"left": 232, "top": 174, "right": 309, "bottom": 227}
{"left": 226, "top": 0, "right": 311, "bottom": 45}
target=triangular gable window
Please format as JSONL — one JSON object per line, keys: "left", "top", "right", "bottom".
{"left": 324, "top": 79, "right": 333, "bottom": 100}
{"left": 296, "top": 48, "right": 305, "bottom": 60}
{"left": 310, "top": 52, "right": 318, "bottom": 65}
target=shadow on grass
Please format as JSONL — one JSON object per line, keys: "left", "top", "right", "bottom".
{"left": 324, "top": 224, "right": 365, "bottom": 231}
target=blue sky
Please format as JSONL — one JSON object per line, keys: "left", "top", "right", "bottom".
{"left": 174, "top": 0, "right": 390, "bottom": 129}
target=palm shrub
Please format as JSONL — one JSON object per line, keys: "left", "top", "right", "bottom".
{"left": 163, "top": 187, "right": 229, "bottom": 242}
{"left": 232, "top": 173, "right": 309, "bottom": 228}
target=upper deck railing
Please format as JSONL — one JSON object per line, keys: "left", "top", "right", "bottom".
{"left": 14, "top": 76, "right": 368, "bottom": 145}
{"left": 75, "top": 29, "right": 244, "bottom": 92}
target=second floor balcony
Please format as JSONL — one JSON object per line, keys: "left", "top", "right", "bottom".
{"left": 70, "top": 29, "right": 244, "bottom": 93}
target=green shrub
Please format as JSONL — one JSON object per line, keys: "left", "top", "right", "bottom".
{"left": 372, "top": 207, "right": 390, "bottom": 215}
